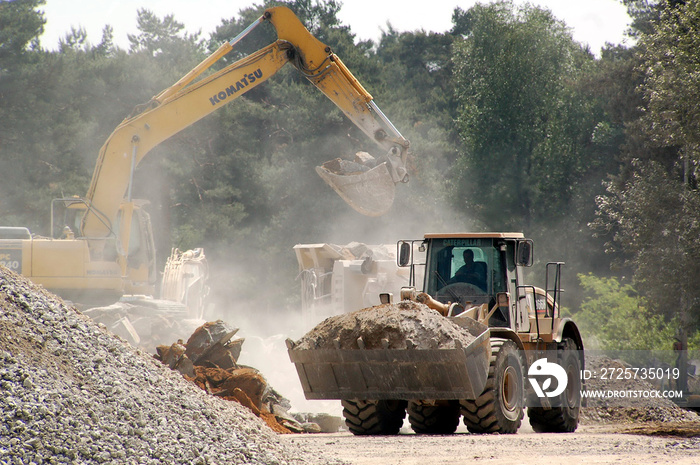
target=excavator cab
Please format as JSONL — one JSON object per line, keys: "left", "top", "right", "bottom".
{"left": 50, "top": 197, "right": 157, "bottom": 298}
{"left": 50, "top": 198, "right": 86, "bottom": 239}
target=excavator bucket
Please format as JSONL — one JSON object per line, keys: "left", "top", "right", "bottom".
{"left": 316, "top": 160, "right": 396, "bottom": 217}
{"left": 287, "top": 316, "right": 491, "bottom": 400}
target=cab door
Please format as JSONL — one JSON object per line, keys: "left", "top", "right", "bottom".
{"left": 505, "top": 241, "right": 531, "bottom": 333}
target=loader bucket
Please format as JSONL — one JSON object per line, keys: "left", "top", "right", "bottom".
{"left": 287, "top": 317, "right": 491, "bottom": 400}
{"left": 315, "top": 160, "right": 396, "bottom": 217}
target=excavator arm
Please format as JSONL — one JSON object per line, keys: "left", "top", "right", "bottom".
{"left": 266, "top": 8, "right": 410, "bottom": 216}
{"left": 83, "top": 6, "right": 409, "bottom": 241}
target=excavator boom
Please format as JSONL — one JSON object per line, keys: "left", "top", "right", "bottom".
{"left": 83, "top": 42, "right": 291, "bottom": 238}
{"left": 83, "top": 6, "right": 409, "bottom": 240}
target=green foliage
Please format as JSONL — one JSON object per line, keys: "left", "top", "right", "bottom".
{"left": 638, "top": 0, "right": 700, "bottom": 157}
{"left": 128, "top": 8, "right": 205, "bottom": 60}
{"left": 592, "top": 0, "right": 700, "bottom": 337}
{"left": 446, "top": 1, "right": 622, "bottom": 310}
{"left": 372, "top": 28, "right": 461, "bottom": 225}
{"left": 0, "top": 0, "right": 45, "bottom": 61}
{"left": 573, "top": 273, "right": 677, "bottom": 354}
{"left": 622, "top": 0, "right": 661, "bottom": 37}
{"left": 450, "top": 1, "right": 599, "bottom": 230}
{"left": 593, "top": 161, "right": 700, "bottom": 329}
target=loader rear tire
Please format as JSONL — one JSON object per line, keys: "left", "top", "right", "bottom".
{"left": 460, "top": 339, "right": 524, "bottom": 434}
{"left": 342, "top": 399, "right": 407, "bottom": 435}
{"left": 528, "top": 338, "right": 581, "bottom": 433}
{"left": 407, "top": 401, "right": 460, "bottom": 435}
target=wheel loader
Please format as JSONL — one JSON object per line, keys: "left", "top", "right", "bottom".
{"left": 287, "top": 233, "right": 584, "bottom": 434}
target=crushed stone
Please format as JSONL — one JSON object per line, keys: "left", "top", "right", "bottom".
{"left": 580, "top": 355, "right": 700, "bottom": 424}
{"left": 0, "top": 267, "right": 340, "bottom": 465}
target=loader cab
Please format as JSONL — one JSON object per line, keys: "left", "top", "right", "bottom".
{"left": 406, "top": 233, "right": 533, "bottom": 330}
{"left": 422, "top": 236, "right": 505, "bottom": 325}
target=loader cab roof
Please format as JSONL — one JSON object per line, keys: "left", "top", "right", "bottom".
{"left": 424, "top": 232, "right": 525, "bottom": 240}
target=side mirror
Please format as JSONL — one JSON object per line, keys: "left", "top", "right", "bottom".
{"left": 398, "top": 241, "right": 411, "bottom": 267}
{"left": 516, "top": 240, "right": 534, "bottom": 267}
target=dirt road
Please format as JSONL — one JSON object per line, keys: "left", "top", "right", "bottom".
{"left": 282, "top": 424, "right": 700, "bottom": 465}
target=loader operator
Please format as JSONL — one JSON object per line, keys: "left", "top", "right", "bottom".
{"left": 448, "top": 249, "right": 487, "bottom": 289}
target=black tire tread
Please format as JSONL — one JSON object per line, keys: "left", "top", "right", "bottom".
{"left": 528, "top": 338, "right": 580, "bottom": 433}
{"left": 407, "top": 401, "right": 460, "bottom": 435}
{"left": 342, "top": 400, "right": 406, "bottom": 435}
{"left": 460, "top": 338, "right": 524, "bottom": 434}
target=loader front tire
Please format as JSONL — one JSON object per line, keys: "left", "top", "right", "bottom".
{"left": 460, "top": 339, "right": 524, "bottom": 434}
{"left": 342, "top": 399, "right": 407, "bottom": 435}
{"left": 528, "top": 338, "right": 581, "bottom": 433}
{"left": 407, "top": 401, "right": 460, "bottom": 435}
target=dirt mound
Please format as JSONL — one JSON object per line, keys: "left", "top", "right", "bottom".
{"left": 0, "top": 267, "right": 334, "bottom": 464}
{"left": 581, "top": 355, "right": 700, "bottom": 424}
{"left": 294, "top": 300, "right": 478, "bottom": 350}
{"left": 615, "top": 421, "right": 700, "bottom": 437}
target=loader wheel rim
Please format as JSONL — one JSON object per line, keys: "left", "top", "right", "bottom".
{"left": 502, "top": 365, "right": 519, "bottom": 413}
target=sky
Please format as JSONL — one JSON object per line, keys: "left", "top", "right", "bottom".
{"left": 39, "top": 0, "right": 633, "bottom": 55}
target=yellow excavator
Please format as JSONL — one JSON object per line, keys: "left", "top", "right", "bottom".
{"left": 0, "top": 6, "right": 410, "bottom": 308}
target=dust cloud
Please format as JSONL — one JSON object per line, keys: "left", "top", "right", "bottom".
{"left": 204, "top": 256, "right": 342, "bottom": 415}
{"left": 197, "top": 172, "right": 478, "bottom": 416}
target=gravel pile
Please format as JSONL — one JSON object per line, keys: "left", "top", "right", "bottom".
{"left": 0, "top": 268, "right": 338, "bottom": 464}
{"left": 293, "top": 301, "right": 479, "bottom": 350}
{"left": 580, "top": 356, "right": 700, "bottom": 424}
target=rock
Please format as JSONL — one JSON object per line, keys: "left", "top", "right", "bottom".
{"left": 293, "top": 412, "right": 344, "bottom": 433}
{"left": 217, "top": 367, "right": 268, "bottom": 410}
{"left": 159, "top": 323, "right": 297, "bottom": 435}
{"left": 302, "top": 422, "right": 322, "bottom": 433}
{"left": 184, "top": 322, "right": 243, "bottom": 370}
{"left": 308, "top": 413, "right": 344, "bottom": 433}
{"left": 353, "top": 151, "right": 376, "bottom": 166}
